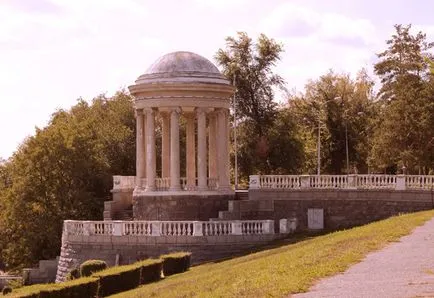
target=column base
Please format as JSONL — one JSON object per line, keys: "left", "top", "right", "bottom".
{"left": 145, "top": 186, "right": 156, "bottom": 192}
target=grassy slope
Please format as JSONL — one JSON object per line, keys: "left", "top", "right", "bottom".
{"left": 110, "top": 210, "right": 434, "bottom": 298}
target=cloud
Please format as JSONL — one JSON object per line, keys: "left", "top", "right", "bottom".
{"left": 3, "top": 0, "right": 62, "bottom": 14}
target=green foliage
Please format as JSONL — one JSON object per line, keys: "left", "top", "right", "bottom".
{"left": 65, "top": 267, "right": 80, "bottom": 281}
{"left": 215, "top": 32, "right": 285, "bottom": 136}
{"left": 2, "top": 286, "right": 12, "bottom": 295}
{"left": 0, "top": 91, "right": 135, "bottom": 269}
{"left": 290, "top": 70, "right": 375, "bottom": 174}
{"left": 93, "top": 264, "right": 141, "bottom": 297}
{"left": 137, "top": 259, "right": 163, "bottom": 284}
{"left": 79, "top": 260, "right": 107, "bottom": 277}
{"left": 370, "top": 24, "right": 434, "bottom": 173}
{"left": 8, "top": 277, "right": 99, "bottom": 298}
{"left": 160, "top": 252, "right": 191, "bottom": 276}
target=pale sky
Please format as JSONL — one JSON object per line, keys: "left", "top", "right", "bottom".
{"left": 1, "top": 0, "right": 434, "bottom": 159}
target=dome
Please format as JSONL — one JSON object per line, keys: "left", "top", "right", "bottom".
{"left": 134, "top": 51, "right": 230, "bottom": 85}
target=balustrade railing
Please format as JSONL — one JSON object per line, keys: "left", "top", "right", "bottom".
{"left": 63, "top": 219, "right": 275, "bottom": 238}
{"left": 250, "top": 174, "right": 434, "bottom": 191}
{"left": 128, "top": 177, "right": 218, "bottom": 191}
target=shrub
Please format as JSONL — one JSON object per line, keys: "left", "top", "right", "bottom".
{"left": 93, "top": 264, "right": 141, "bottom": 297}
{"left": 8, "top": 277, "right": 99, "bottom": 298}
{"left": 137, "top": 259, "right": 163, "bottom": 284}
{"left": 2, "top": 286, "right": 12, "bottom": 295}
{"left": 66, "top": 267, "right": 80, "bottom": 281}
{"left": 79, "top": 260, "right": 107, "bottom": 277}
{"left": 161, "top": 252, "right": 192, "bottom": 276}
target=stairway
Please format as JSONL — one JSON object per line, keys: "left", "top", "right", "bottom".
{"left": 114, "top": 206, "right": 133, "bottom": 221}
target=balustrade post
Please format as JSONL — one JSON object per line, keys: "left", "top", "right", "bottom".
{"left": 113, "top": 221, "right": 122, "bottom": 236}
{"left": 396, "top": 175, "right": 406, "bottom": 190}
{"left": 347, "top": 174, "right": 357, "bottom": 189}
{"left": 249, "top": 175, "right": 260, "bottom": 189}
{"left": 300, "top": 175, "right": 310, "bottom": 188}
{"left": 232, "top": 221, "right": 243, "bottom": 235}
{"left": 83, "top": 221, "right": 91, "bottom": 236}
{"left": 289, "top": 218, "right": 298, "bottom": 232}
{"left": 151, "top": 222, "right": 161, "bottom": 236}
{"left": 193, "top": 221, "right": 203, "bottom": 236}
{"left": 263, "top": 220, "right": 275, "bottom": 234}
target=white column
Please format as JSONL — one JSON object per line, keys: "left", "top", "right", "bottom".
{"left": 161, "top": 112, "right": 170, "bottom": 178}
{"left": 197, "top": 108, "right": 207, "bottom": 191}
{"left": 186, "top": 112, "right": 196, "bottom": 190}
{"left": 136, "top": 109, "right": 145, "bottom": 187}
{"left": 170, "top": 108, "right": 181, "bottom": 191}
{"left": 217, "top": 108, "right": 230, "bottom": 190}
{"left": 208, "top": 112, "right": 217, "bottom": 179}
{"left": 145, "top": 108, "right": 156, "bottom": 191}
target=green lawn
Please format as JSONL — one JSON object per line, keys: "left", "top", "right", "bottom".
{"left": 110, "top": 210, "right": 434, "bottom": 298}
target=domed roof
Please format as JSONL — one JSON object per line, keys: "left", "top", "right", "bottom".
{"left": 134, "top": 51, "right": 230, "bottom": 85}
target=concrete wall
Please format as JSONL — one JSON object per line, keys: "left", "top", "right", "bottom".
{"left": 246, "top": 189, "right": 434, "bottom": 230}
{"left": 23, "top": 258, "right": 59, "bottom": 285}
{"left": 56, "top": 233, "right": 275, "bottom": 282}
{"left": 104, "top": 188, "right": 134, "bottom": 220}
{"left": 133, "top": 193, "right": 234, "bottom": 220}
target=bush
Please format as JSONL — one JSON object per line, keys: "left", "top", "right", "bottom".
{"left": 2, "top": 286, "right": 12, "bottom": 295}
{"left": 93, "top": 264, "right": 141, "bottom": 297}
{"left": 161, "top": 252, "right": 191, "bottom": 276}
{"left": 137, "top": 259, "right": 163, "bottom": 284}
{"left": 65, "top": 267, "right": 80, "bottom": 281}
{"left": 79, "top": 260, "right": 107, "bottom": 277}
{"left": 8, "top": 277, "right": 99, "bottom": 298}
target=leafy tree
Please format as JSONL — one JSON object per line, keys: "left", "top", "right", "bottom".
{"left": 215, "top": 32, "right": 285, "bottom": 136}
{"left": 290, "top": 70, "right": 375, "bottom": 174}
{"left": 370, "top": 24, "right": 434, "bottom": 173}
{"left": 216, "top": 33, "right": 303, "bottom": 180}
{"left": 0, "top": 91, "right": 136, "bottom": 268}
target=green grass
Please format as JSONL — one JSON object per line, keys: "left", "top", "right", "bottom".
{"left": 109, "top": 210, "right": 434, "bottom": 298}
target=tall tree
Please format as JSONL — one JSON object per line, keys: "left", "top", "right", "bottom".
{"left": 215, "top": 33, "right": 304, "bottom": 180}
{"left": 370, "top": 24, "right": 434, "bottom": 173}
{"left": 215, "top": 32, "right": 285, "bottom": 136}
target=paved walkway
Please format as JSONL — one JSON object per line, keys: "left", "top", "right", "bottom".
{"left": 293, "top": 217, "right": 434, "bottom": 298}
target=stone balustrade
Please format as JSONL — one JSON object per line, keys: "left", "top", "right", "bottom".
{"left": 249, "top": 174, "right": 434, "bottom": 191}
{"left": 114, "top": 176, "right": 220, "bottom": 192}
{"left": 63, "top": 219, "right": 276, "bottom": 240}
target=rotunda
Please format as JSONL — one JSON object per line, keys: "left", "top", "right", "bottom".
{"left": 128, "top": 51, "right": 235, "bottom": 220}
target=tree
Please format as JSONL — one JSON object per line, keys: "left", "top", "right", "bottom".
{"left": 290, "top": 70, "right": 375, "bottom": 174}
{"left": 0, "top": 91, "right": 136, "bottom": 268}
{"left": 215, "top": 33, "right": 302, "bottom": 181}
{"left": 215, "top": 32, "right": 285, "bottom": 136}
{"left": 370, "top": 24, "right": 434, "bottom": 173}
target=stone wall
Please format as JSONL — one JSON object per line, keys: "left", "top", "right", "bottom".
{"left": 22, "top": 258, "right": 59, "bottom": 285}
{"left": 245, "top": 189, "right": 434, "bottom": 230}
{"left": 133, "top": 193, "right": 234, "bottom": 220}
{"left": 56, "top": 233, "right": 275, "bottom": 282}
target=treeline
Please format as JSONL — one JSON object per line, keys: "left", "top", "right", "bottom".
{"left": 0, "top": 24, "right": 433, "bottom": 269}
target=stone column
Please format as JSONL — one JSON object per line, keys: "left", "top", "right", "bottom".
{"left": 170, "top": 108, "right": 181, "bottom": 191}
{"left": 217, "top": 108, "right": 230, "bottom": 190}
{"left": 145, "top": 108, "right": 156, "bottom": 191}
{"left": 185, "top": 112, "right": 196, "bottom": 190}
{"left": 161, "top": 111, "right": 170, "bottom": 178}
{"left": 197, "top": 108, "right": 207, "bottom": 191}
{"left": 135, "top": 109, "right": 146, "bottom": 187}
{"left": 208, "top": 111, "right": 218, "bottom": 179}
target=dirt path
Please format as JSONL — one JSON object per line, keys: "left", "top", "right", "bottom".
{"left": 293, "top": 216, "right": 434, "bottom": 298}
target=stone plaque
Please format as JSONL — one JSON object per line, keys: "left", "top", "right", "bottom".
{"left": 308, "top": 208, "right": 324, "bottom": 230}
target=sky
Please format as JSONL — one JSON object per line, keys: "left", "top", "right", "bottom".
{"left": 1, "top": 0, "right": 434, "bottom": 159}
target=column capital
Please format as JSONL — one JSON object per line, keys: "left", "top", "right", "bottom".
{"left": 135, "top": 108, "right": 144, "bottom": 116}
{"left": 170, "top": 107, "right": 181, "bottom": 114}
{"left": 196, "top": 107, "right": 210, "bottom": 116}
{"left": 144, "top": 107, "right": 155, "bottom": 115}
